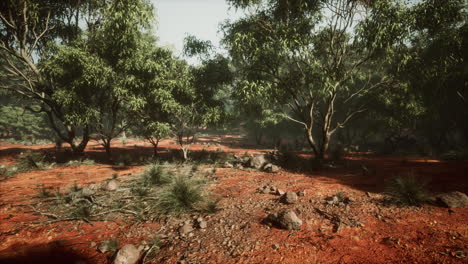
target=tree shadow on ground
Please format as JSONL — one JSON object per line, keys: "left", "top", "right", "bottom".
{"left": 0, "top": 242, "right": 92, "bottom": 264}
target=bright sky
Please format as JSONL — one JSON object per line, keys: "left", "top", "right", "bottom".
{"left": 151, "top": 0, "right": 244, "bottom": 57}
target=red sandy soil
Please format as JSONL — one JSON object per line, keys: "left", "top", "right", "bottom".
{"left": 0, "top": 136, "right": 467, "bottom": 264}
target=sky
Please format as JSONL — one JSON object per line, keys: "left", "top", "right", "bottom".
{"left": 151, "top": 0, "right": 244, "bottom": 57}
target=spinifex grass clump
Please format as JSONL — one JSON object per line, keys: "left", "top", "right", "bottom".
{"left": 16, "top": 150, "right": 54, "bottom": 171}
{"left": 159, "top": 176, "right": 203, "bottom": 214}
{"left": 385, "top": 172, "right": 430, "bottom": 206}
{"left": 143, "top": 164, "right": 171, "bottom": 186}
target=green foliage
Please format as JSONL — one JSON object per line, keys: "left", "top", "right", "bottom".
{"left": 0, "top": 104, "right": 51, "bottom": 140}
{"left": 385, "top": 173, "right": 429, "bottom": 206}
{"left": 158, "top": 176, "right": 204, "bottom": 214}
{"left": 143, "top": 164, "right": 171, "bottom": 186}
{"left": 223, "top": 0, "right": 403, "bottom": 159}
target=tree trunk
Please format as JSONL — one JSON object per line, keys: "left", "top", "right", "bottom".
{"left": 181, "top": 147, "right": 189, "bottom": 161}
{"left": 104, "top": 140, "right": 112, "bottom": 158}
{"left": 319, "top": 132, "right": 331, "bottom": 161}
{"left": 306, "top": 128, "right": 319, "bottom": 159}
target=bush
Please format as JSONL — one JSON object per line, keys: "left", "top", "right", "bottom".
{"left": 385, "top": 173, "right": 429, "bottom": 206}
{"left": 143, "top": 164, "right": 171, "bottom": 186}
{"left": 158, "top": 176, "right": 203, "bottom": 214}
{"left": 16, "top": 151, "right": 54, "bottom": 171}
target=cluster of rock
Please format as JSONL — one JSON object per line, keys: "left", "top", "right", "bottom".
{"left": 223, "top": 154, "right": 280, "bottom": 173}
{"left": 179, "top": 217, "right": 208, "bottom": 236}
{"left": 324, "top": 193, "right": 355, "bottom": 207}
{"left": 256, "top": 184, "right": 307, "bottom": 230}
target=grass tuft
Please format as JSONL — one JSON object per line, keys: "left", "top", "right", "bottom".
{"left": 385, "top": 172, "right": 429, "bottom": 206}
{"left": 143, "top": 164, "right": 171, "bottom": 186}
{"left": 158, "top": 176, "right": 203, "bottom": 214}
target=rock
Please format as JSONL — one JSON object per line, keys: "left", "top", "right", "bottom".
{"left": 80, "top": 187, "right": 95, "bottom": 197}
{"left": 223, "top": 162, "right": 234, "bottom": 168}
{"left": 269, "top": 186, "right": 277, "bottom": 192}
{"left": 106, "top": 180, "right": 119, "bottom": 191}
{"left": 90, "top": 242, "right": 97, "bottom": 248}
{"left": 281, "top": 191, "right": 298, "bottom": 204}
{"left": 266, "top": 210, "right": 302, "bottom": 230}
{"left": 325, "top": 195, "right": 339, "bottom": 205}
{"left": 179, "top": 223, "right": 194, "bottom": 235}
{"left": 257, "top": 186, "right": 270, "bottom": 194}
{"left": 113, "top": 244, "right": 142, "bottom": 264}
{"left": 263, "top": 163, "right": 280, "bottom": 173}
{"left": 345, "top": 197, "right": 356, "bottom": 203}
{"left": 234, "top": 163, "right": 244, "bottom": 170}
{"left": 196, "top": 217, "right": 207, "bottom": 229}
{"left": 98, "top": 241, "right": 110, "bottom": 253}
{"left": 437, "top": 191, "right": 468, "bottom": 208}
{"left": 276, "top": 189, "right": 285, "bottom": 196}
{"left": 297, "top": 190, "right": 305, "bottom": 196}
{"left": 248, "top": 155, "right": 267, "bottom": 169}
{"left": 198, "top": 220, "right": 207, "bottom": 229}
{"left": 272, "top": 244, "right": 279, "bottom": 249}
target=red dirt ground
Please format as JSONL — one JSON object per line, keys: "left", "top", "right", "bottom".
{"left": 0, "top": 136, "right": 467, "bottom": 264}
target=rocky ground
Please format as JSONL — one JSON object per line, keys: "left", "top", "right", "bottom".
{"left": 0, "top": 137, "right": 467, "bottom": 263}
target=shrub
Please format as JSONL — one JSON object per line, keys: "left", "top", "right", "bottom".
{"left": 202, "top": 196, "right": 221, "bottom": 213}
{"left": 16, "top": 151, "right": 54, "bottom": 171}
{"left": 143, "top": 164, "right": 171, "bottom": 186}
{"left": 158, "top": 176, "right": 203, "bottom": 214}
{"left": 70, "top": 204, "right": 92, "bottom": 219}
{"left": 385, "top": 173, "right": 429, "bottom": 206}
{"left": 0, "top": 165, "right": 19, "bottom": 178}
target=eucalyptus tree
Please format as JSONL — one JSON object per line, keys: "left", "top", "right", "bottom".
{"left": 397, "top": 0, "right": 467, "bottom": 151}
{"left": 128, "top": 42, "right": 192, "bottom": 157}
{"left": 223, "top": 0, "right": 409, "bottom": 159}
{"left": 0, "top": 0, "right": 97, "bottom": 153}
{"left": 1, "top": 0, "right": 156, "bottom": 156}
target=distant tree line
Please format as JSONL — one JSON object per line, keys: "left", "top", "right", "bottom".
{"left": 1, "top": 0, "right": 466, "bottom": 160}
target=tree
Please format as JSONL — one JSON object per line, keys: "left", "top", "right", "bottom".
{"left": 0, "top": 0, "right": 100, "bottom": 153}
{"left": 1, "top": 0, "right": 156, "bottom": 156}
{"left": 223, "top": 0, "right": 406, "bottom": 159}
{"left": 128, "top": 42, "right": 192, "bottom": 157}
{"left": 397, "top": 0, "right": 467, "bottom": 151}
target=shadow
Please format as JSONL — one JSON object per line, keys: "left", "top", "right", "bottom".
{"left": 2, "top": 136, "right": 467, "bottom": 196}
{"left": 0, "top": 242, "right": 92, "bottom": 264}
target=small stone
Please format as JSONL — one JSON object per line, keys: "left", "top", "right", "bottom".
{"left": 272, "top": 244, "right": 280, "bottom": 249}
{"left": 113, "top": 244, "right": 142, "bottom": 264}
{"left": 249, "top": 155, "right": 267, "bottom": 169}
{"left": 276, "top": 189, "right": 285, "bottom": 196}
{"left": 98, "top": 241, "right": 110, "bottom": 253}
{"left": 297, "top": 190, "right": 305, "bottom": 196}
{"left": 90, "top": 242, "right": 96, "bottom": 248}
{"left": 106, "top": 180, "right": 119, "bottom": 191}
{"left": 281, "top": 191, "right": 298, "bottom": 204}
{"left": 234, "top": 163, "right": 244, "bottom": 170}
{"left": 263, "top": 163, "right": 280, "bottom": 173}
{"left": 223, "top": 162, "right": 234, "bottom": 168}
{"left": 179, "top": 223, "right": 194, "bottom": 235}
{"left": 80, "top": 187, "right": 95, "bottom": 197}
